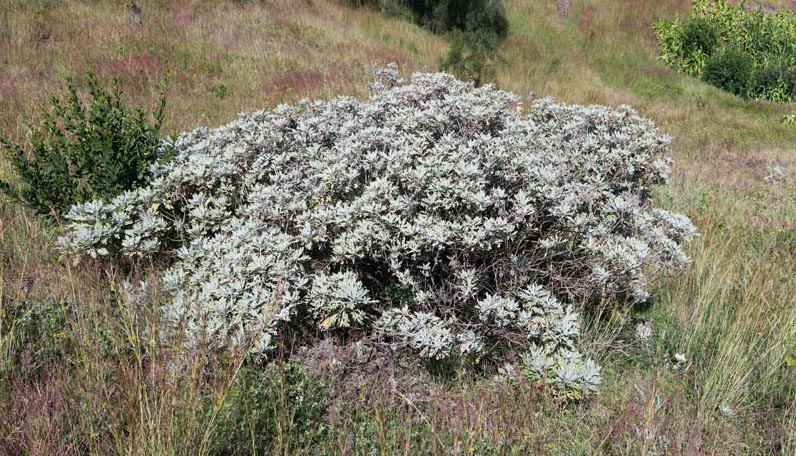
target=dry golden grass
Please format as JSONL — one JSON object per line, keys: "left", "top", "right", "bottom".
{"left": 0, "top": 0, "right": 447, "bottom": 140}
{"left": 495, "top": 0, "right": 796, "bottom": 451}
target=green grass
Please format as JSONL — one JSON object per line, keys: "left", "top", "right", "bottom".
{"left": 2, "top": 0, "right": 796, "bottom": 454}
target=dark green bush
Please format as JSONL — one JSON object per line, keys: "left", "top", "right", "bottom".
{"left": 0, "top": 73, "right": 167, "bottom": 221}
{"left": 655, "top": 0, "right": 796, "bottom": 102}
{"left": 427, "top": 0, "right": 508, "bottom": 85}
{"left": 702, "top": 49, "right": 752, "bottom": 96}
{"left": 680, "top": 16, "right": 718, "bottom": 58}
{"left": 463, "top": 0, "right": 508, "bottom": 37}
{"left": 442, "top": 29, "right": 501, "bottom": 85}
{"left": 343, "top": 0, "right": 508, "bottom": 85}
{"left": 750, "top": 62, "right": 796, "bottom": 102}
{"left": 337, "top": 0, "right": 412, "bottom": 18}
{"left": 408, "top": 0, "right": 508, "bottom": 37}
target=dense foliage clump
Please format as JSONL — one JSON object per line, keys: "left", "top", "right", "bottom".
{"left": 343, "top": 0, "right": 508, "bottom": 85}
{"left": 0, "top": 73, "right": 168, "bottom": 221}
{"left": 342, "top": 0, "right": 507, "bottom": 37}
{"left": 430, "top": 0, "right": 508, "bottom": 85}
{"left": 655, "top": 0, "right": 796, "bottom": 102}
{"left": 59, "top": 67, "right": 696, "bottom": 391}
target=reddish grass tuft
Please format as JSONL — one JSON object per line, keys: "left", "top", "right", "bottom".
{"left": 0, "top": 369, "right": 77, "bottom": 456}
{"left": 266, "top": 66, "right": 352, "bottom": 100}
{"left": 102, "top": 53, "right": 164, "bottom": 82}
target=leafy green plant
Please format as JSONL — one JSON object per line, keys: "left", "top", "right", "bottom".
{"left": 655, "top": 0, "right": 796, "bottom": 102}
{"left": 680, "top": 17, "right": 718, "bottom": 58}
{"left": 749, "top": 61, "right": 796, "bottom": 102}
{"left": 211, "top": 363, "right": 330, "bottom": 454}
{"left": 411, "top": 0, "right": 508, "bottom": 37}
{"left": 0, "top": 297, "right": 73, "bottom": 379}
{"left": 415, "top": 0, "right": 509, "bottom": 85}
{"left": 702, "top": 49, "right": 752, "bottom": 96}
{"left": 441, "top": 29, "right": 500, "bottom": 85}
{"left": 211, "top": 82, "right": 229, "bottom": 99}
{"left": 0, "top": 72, "right": 168, "bottom": 221}
{"left": 344, "top": 0, "right": 509, "bottom": 85}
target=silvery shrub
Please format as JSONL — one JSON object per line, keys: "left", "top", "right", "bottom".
{"left": 59, "top": 66, "right": 696, "bottom": 391}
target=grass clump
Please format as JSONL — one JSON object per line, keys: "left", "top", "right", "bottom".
{"left": 0, "top": 297, "right": 72, "bottom": 381}
{"left": 212, "top": 363, "right": 330, "bottom": 455}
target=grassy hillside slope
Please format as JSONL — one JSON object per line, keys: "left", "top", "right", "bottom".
{"left": 1, "top": 0, "right": 796, "bottom": 454}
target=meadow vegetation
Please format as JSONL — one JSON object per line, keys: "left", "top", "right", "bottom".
{"left": 1, "top": 0, "right": 796, "bottom": 454}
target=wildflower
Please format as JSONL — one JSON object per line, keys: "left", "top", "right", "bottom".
{"left": 635, "top": 321, "right": 653, "bottom": 340}
{"left": 764, "top": 165, "right": 787, "bottom": 184}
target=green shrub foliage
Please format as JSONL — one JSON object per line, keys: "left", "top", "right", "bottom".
{"left": 442, "top": 29, "right": 502, "bottom": 86}
{"left": 59, "top": 67, "right": 697, "bottom": 391}
{"left": 212, "top": 364, "right": 330, "bottom": 454}
{"left": 655, "top": 0, "right": 796, "bottom": 102}
{"left": 679, "top": 17, "right": 719, "bottom": 62}
{"left": 417, "top": 0, "right": 508, "bottom": 84}
{"left": 0, "top": 298, "right": 73, "bottom": 379}
{"left": 406, "top": 0, "right": 508, "bottom": 37}
{"left": 344, "top": 0, "right": 508, "bottom": 85}
{"left": 343, "top": 0, "right": 507, "bottom": 37}
{"left": 702, "top": 49, "right": 752, "bottom": 96}
{"left": 0, "top": 73, "right": 167, "bottom": 221}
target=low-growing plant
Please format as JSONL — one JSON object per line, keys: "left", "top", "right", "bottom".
{"left": 417, "top": 0, "right": 509, "bottom": 85}
{"left": 654, "top": 16, "right": 718, "bottom": 78}
{"left": 212, "top": 363, "right": 330, "bottom": 454}
{"left": 59, "top": 67, "right": 696, "bottom": 391}
{"left": 211, "top": 82, "right": 229, "bottom": 99}
{"left": 412, "top": 0, "right": 508, "bottom": 38}
{"left": 750, "top": 61, "right": 796, "bottom": 103}
{"left": 679, "top": 16, "right": 718, "bottom": 60}
{"left": 0, "top": 297, "right": 73, "bottom": 380}
{"left": 0, "top": 72, "right": 168, "bottom": 221}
